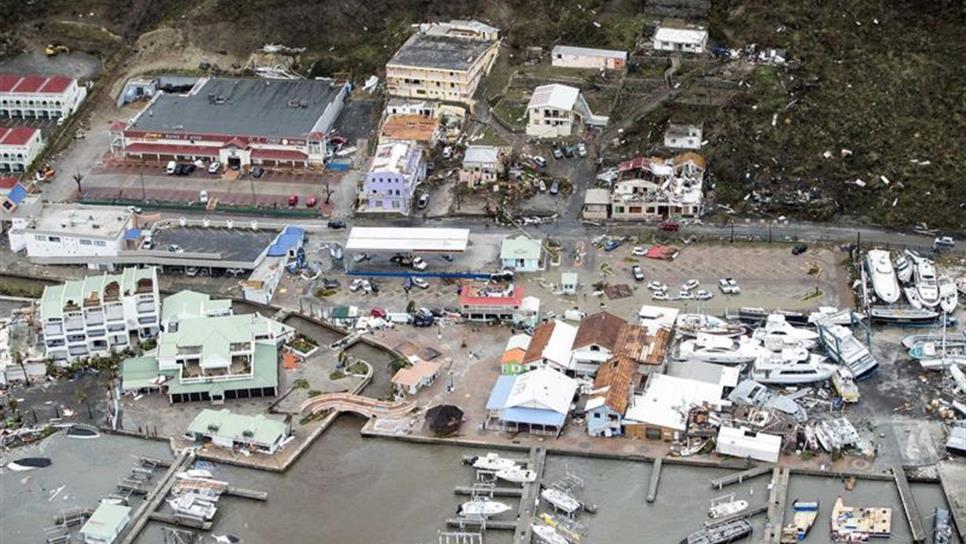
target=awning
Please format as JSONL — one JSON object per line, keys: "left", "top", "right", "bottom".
{"left": 251, "top": 148, "right": 308, "bottom": 161}
{"left": 123, "top": 142, "right": 220, "bottom": 157}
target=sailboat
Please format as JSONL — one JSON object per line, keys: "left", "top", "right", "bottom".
{"left": 780, "top": 499, "right": 819, "bottom": 543}
{"left": 912, "top": 315, "right": 966, "bottom": 370}
{"left": 866, "top": 250, "right": 901, "bottom": 303}
{"left": 894, "top": 253, "right": 912, "bottom": 283}
{"left": 939, "top": 276, "right": 959, "bottom": 314}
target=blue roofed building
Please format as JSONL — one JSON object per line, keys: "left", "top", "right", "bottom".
{"left": 485, "top": 367, "right": 578, "bottom": 436}
{"left": 243, "top": 225, "right": 305, "bottom": 305}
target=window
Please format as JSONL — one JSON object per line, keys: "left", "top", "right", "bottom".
{"left": 94, "top": 241, "right": 106, "bottom": 247}
{"left": 79, "top": 239, "right": 92, "bottom": 246}
{"left": 34, "top": 235, "right": 46, "bottom": 241}
{"left": 48, "top": 236, "right": 61, "bottom": 243}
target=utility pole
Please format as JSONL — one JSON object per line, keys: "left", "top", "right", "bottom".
{"left": 730, "top": 221, "right": 735, "bottom": 243}
{"left": 139, "top": 171, "right": 146, "bottom": 201}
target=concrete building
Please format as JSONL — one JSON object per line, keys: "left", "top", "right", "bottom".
{"left": 458, "top": 283, "right": 525, "bottom": 322}
{"left": 459, "top": 145, "right": 502, "bottom": 186}
{"left": 560, "top": 272, "right": 578, "bottom": 295}
{"left": 360, "top": 141, "right": 426, "bottom": 215}
{"left": 80, "top": 502, "right": 131, "bottom": 544}
{"left": 624, "top": 373, "right": 728, "bottom": 441}
{"left": 585, "top": 356, "right": 637, "bottom": 437}
{"left": 716, "top": 426, "right": 782, "bottom": 463}
{"left": 0, "top": 74, "right": 87, "bottom": 119}
{"left": 378, "top": 113, "right": 441, "bottom": 148}
{"left": 120, "top": 293, "right": 293, "bottom": 404}
{"left": 525, "top": 84, "right": 608, "bottom": 138}
{"left": 386, "top": 20, "right": 500, "bottom": 107}
{"left": 0, "top": 127, "right": 43, "bottom": 172}
{"left": 8, "top": 203, "right": 136, "bottom": 266}
{"left": 664, "top": 123, "right": 703, "bottom": 150}
{"left": 551, "top": 45, "right": 627, "bottom": 71}
{"left": 485, "top": 367, "right": 578, "bottom": 435}
{"left": 241, "top": 225, "right": 305, "bottom": 305}
{"left": 581, "top": 188, "right": 611, "bottom": 220}
{"left": 653, "top": 21, "right": 709, "bottom": 54}
{"left": 609, "top": 153, "right": 707, "bottom": 221}
{"left": 500, "top": 235, "right": 543, "bottom": 272}
{"left": 185, "top": 408, "right": 291, "bottom": 454}
{"left": 111, "top": 77, "right": 350, "bottom": 168}
{"left": 40, "top": 268, "right": 160, "bottom": 363}
{"left": 391, "top": 359, "right": 442, "bottom": 396}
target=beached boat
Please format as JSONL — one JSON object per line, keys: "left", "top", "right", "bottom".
{"left": 168, "top": 494, "right": 218, "bottom": 520}
{"left": 541, "top": 487, "right": 582, "bottom": 515}
{"left": 65, "top": 425, "right": 100, "bottom": 439}
{"left": 905, "top": 286, "right": 925, "bottom": 309}
{"left": 869, "top": 305, "right": 939, "bottom": 325}
{"left": 531, "top": 523, "right": 570, "bottom": 544}
{"left": 6, "top": 457, "right": 52, "bottom": 471}
{"left": 495, "top": 466, "right": 537, "bottom": 484}
{"left": 780, "top": 499, "right": 819, "bottom": 543}
{"left": 933, "top": 507, "right": 953, "bottom": 544}
{"left": 831, "top": 367, "right": 860, "bottom": 403}
{"left": 679, "top": 519, "right": 753, "bottom": 544}
{"left": 752, "top": 314, "right": 819, "bottom": 350}
{"left": 728, "top": 307, "right": 809, "bottom": 327}
{"left": 830, "top": 497, "right": 891, "bottom": 542}
{"left": 708, "top": 494, "right": 748, "bottom": 519}
{"left": 939, "top": 276, "right": 958, "bottom": 314}
{"left": 676, "top": 314, "right": 746, "bottom": 337}
{"left": 902, "top": 331, "right": 966, "bottom": 349}
{"left": 677, "top": 334, "right": 761, "bottom": 365}
{"left": 895, "top": 253, "right": 913, "bottom": 283}
{"left": 751, "top": 351, "right": 835, "bottom": 385}
{"left": 467, "top": 453, "right": 519, "bottom": 471}
{"left": 914, "top": 257, "right": 941, "bottom": 308}
{"left": 866, "top": 250, "right": 901, "bottom": 304}
{"left": 458, "top": 498, "right": 512, "bottom": 518}
{"left": 816, "top": 323, "right": 878, "bottom": 378}
{"left": 808, "top": 307, "right": 865, "bottom": 326}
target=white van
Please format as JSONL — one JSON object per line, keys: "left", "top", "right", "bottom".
{"left": 166, "top": 161, "right": 177, "bottom": 175}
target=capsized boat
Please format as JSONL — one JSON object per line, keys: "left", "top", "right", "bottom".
{"left": 751, "top": 351, "right": 835, "bottom": 385}
{"left": 6, "top": 457, "right": 52, "bottom": 471}
{"left": 467, "top": 452, "right": 519, "bottom": 471}
{"left": 458, "top": 498, "right": 512, "bottom": 518}
{"left": 830, "top": 496, "right": 891, "bottom": 542}
{"left": 677, "top": 333, "right": 761, "bottom": 365}
{"left": 939, "top": 276, "right": 959, "bottom": 314}
{"left": 779, "top": 499, "right": 819, "bottom": 543}
{"left": 541, "top": 487, "right": 581, "bottom": 515}
{"left": 708, "top": 494, "right": 748, "bottom": 519}
{"left": 495, "top": 466, "right": 537, "bottom": 484}
{"left": 933, "top": 507, "right": 953, "bottom": 544}
{"left": 753, "top": 314, "right": 819, "bottom": 350}
{"left": 866, "top": 249, "right": 901, "bottom": 304}
{"left": 531, "top": 523, "right": 570, "bottom": 544}
{"left": 679, "top": 519, "right": 753, "bottom": 544}
{"left": 914, "top": 257, "right": 941, "bottom": 308}
{"left": 895, "top": 253, "right": 912, "bottom": 283}
{"left": 676, "top": 314, "right": 746, "bottom": 337}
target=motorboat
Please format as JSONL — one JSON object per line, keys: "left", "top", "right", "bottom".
{"left": 5, "top": 457, "right": 52, "bottom": 471}
{"left": 830, "top": 497, "right": 892, "bottom": 542}
{"left": 728, "top": 307, "right": 809, "bottom": 327}
{"left": 902, "top": 331, "right": 966, "bottom": 349}
{"left": 808, "top": 307, "right": 865, "bottom": 326}
{"left": 816, "top": 323, "right": 878, "bottom": 378}
{"left": 752, "top": 314, "right": 819, "bottom": 350}
{"left": 939, "top": 276, "right": 958, "bottom": 314}
{"left": 679, "top": 519, "right": 753, "bottom": 544}
{"left": 894, "top": 253, "right": 912, "bottom": 283}
{"left": 914, "top": 257, "right": 941, "bottom": 308}
{"left": 831, "top": 367, "right": 860, "bottom": 403}
{"left": 869, "top": 305, "right": 939, "bottom": 325}
{"left": 531, "top": 523, "right": 569, "bottom": 544}
{"left": 65, "top": 425, "right": 100, "bottom": 439}
{"left": 905, "top": 286, "right": 925, "bottom": 309}
{"left": 676, "top": 333, "right": 761, "bottom": 365}
{"left": 780, "top": 499, "right": 819, "bottom": 543}
{"left": 676, "top": 314, "right": 746, "bottom": 337}
{"left": 467, "top": 453, "right": 519, "bottom": 471}
{"left": 176, "top": 469, "right": 215, "bottom": 480}
{"left": 168, "top": 494, "right": 218, "bottom": 520}
{"left": 708, "top": 494, "right": 748, "bottom": 519}
{"left": 458, "top": 498, "right": 512, "bottom": 518}
{"left": 866, "top": 249, "right": 901, "bottom": 303}
{"left": 751, "top": 351, "right": 836, "bottom": 385}
{"left": 933, "top": 507, "right": 953, "bottom": 544}
{"left": 910, "top": 320, "right": 966, "bottom": 370}
{"left": 540, "top": 487, "right": 581, "bottom": 515}
{"left": 495, "top": 466, "right": 537, "bottom": 484}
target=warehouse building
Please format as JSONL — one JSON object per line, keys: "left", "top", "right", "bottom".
{"left": 551, "top": 45, "right": 627, "bottom": 71}
{"left": 0, "top": 74, "right": 87, "bottom": 119}
{"left": 111, "top": 77, "right": 350, "bottom": 168}
{"left": 0, "top": 127, "right": 43, "bottom": 172}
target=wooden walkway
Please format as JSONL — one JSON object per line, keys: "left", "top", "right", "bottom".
{"left": 762, "top": 467, "right": 790, "bottom": 544}
{"left": 513, "top": 447, "right": 548, "bottom": 544}
{"left": 118, "top": 451, "right": 194, "bottom": 544}
{"left": 710, "top": 465, "right": 772, "bottom": 489}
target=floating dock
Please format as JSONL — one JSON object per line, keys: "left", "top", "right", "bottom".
{"left": 710, "top": 465, "right": 772, "bottom": 489}
{"left": 454, "top": 486, "right": 523, "bottom": 498}
{"left": 647, "top": 457, "right": 663, "bottom": 503}
{"left": 762, "top": 467, "right": 790, "bottom": 544}
{"left": 118, "top": 451, "right": 194, "bottom": 544}
{"left": 513, "top": 447, "right": 547, "bottom": 544}
{"left": 892, "top": 465, "right": 925, "bottom": 543}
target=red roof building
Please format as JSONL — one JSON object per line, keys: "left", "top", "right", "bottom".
{"left": 458, "top": 283, "right": 525, "bottom": 321}
{"left": 0, "top": 74, "right": 84, "bottom": 120}
{"left": 0, "top": 127, "right": 43, "bottom": 173}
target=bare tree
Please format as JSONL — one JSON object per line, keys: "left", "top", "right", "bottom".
{"left": 323, "top": 177, "right": 334, "bottom": 205}
{"left": 72, "top": 171, "right": 84, "bottom": 193}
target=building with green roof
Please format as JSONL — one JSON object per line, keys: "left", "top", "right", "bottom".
{"left": 186, "top": 408, "right": 290, "bottom": 454}
{"left": 40, "top": 267, "right": 159, "bottom": 363}
{"left": 500, "top": 235, "right": 544, "bottom": 272}
{"left": 80, "top": 502, "right": 131, "bottom": 544}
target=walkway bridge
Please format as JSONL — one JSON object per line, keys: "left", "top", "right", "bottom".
{"left": 299, "top": 392, "right": 417, "bottom": 419}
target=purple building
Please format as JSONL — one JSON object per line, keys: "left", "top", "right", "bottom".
{"left": 361, "top": 142, "right": 426, "bottom": 215}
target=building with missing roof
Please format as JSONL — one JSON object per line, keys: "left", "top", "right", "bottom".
{"left": 386, "top": 20, "right": 500, "bottom": 108}
{"left": 110, "top": 77, "right": 349, "bottom": 169}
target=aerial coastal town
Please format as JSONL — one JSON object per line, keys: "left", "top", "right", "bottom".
{"left": 0, "top": 2, "right": 965, "bottom": 544}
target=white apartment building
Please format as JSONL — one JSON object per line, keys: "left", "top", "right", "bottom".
{"left": 40, "top": 267, "right": 160, "bottom": 363}
{"left": 0, "top": 127, "right": 43, "bottom": 172}
{"left": 459, "top": 145, "right": 501, "bottom": 186}
{"left": 386, "top": 20, "right": 500, "bottom": 108}
{"left": 525, "top": 84, "right": 608, "bottom": 138}
{"left": 0, "top": 74, "right": 87, "bottom": 119}
{"left": 8, "top": 203, "right": 135, "bottom": 267}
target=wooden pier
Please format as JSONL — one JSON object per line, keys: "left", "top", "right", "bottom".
{"left": 762, "top": 467, "right": 790, "bottom": 544}
{"left": 646, "top": 457, "right": 663, "bottom": 503}
{"left": 892, "top": 465, "right": 926, "bottom": 543}
{"left": 709, "top": 465, "right": 772, "bottom": 489}
{"left": 118, "top": 451, "right": 194, "bottom": 544}
{"left": 445, "top": 518, "right": 516, "bottom": 531}
{"left": 454, "top": 486, "right": 523, "bottom": 497}
{"left": 512, "top": 447, "right": 547, "bottom": 544}
{"left": 226, "top": 487, "right": 269, "bottom": 501}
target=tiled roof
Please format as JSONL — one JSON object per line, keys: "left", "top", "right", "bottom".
{"left": 523, "top": 321, "right": 555, "bottom": 363}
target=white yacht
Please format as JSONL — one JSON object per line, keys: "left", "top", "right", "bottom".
{"left": 495, "top": 466, "right": 537, "bottom": 484}
{"left": 939, "top": 276, "right": 958, "bottom": 314}
{"left": 540, "top": 488, "right": 581, "bottom": 515}
{"left": 458, "top": 498, "right": 512, "bottom": 517}
{"left": 677, "top": 333, "right": 761, "bottom": 365}
{"left": 866, "top": 249, "right": 901, "bottom": 304}
{"left": 914, "top": 257, "right": 941, "bottom": 308}
{"left": 808, "top": 307, "right": 865, "bottom": 326}
{"left": 752, "top": 314, "right": 819, "bottom": 350}
{"left": 168, "top": 494, "right": 217, "bottom": 520}
{"left": 675, "top": 313, "right": 746, "bottom": 337}
{"left": 709, "top": 495, "right": 750, "bottom": 519}
{"left": 894, "top": 253, "right": 913, "bottom": 283}
{"left": 468, "top": 453, "right": 519, "bottom": 472}
{"left": 904, "top": 285, "right": 924, "bottom": 309}
{"left": 751, "top": 350, "right": 836, "bottom": 385}
{"left": 532, "top": 523, "right": 569, "bottom": 544}
{"left": 816, "top": 323, "right": 878, "bottom": 378}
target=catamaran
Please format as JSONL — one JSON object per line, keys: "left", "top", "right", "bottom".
{"left": 866, "top": 249, "right": 901, "bottom": 304}
{"left": 676, "top": 334, "right": 761, "bottom": 365}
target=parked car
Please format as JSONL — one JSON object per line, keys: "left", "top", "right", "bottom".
{"left": 327, "top": 219, "right": 347, "bottom": 229}
{"left": 185, "top": 267, "right": 199, "bottom": 277}
{"left": 166, "top": 161, "right": 177, "bottom": 175}
{"left": 647, "top": 280, "right": 664, "bottom": 291}
{"left": 370, "top": 307, "right": 387, "bottom": 319}
{"left": 551, "top": 146, "right": 563, "bottom": 160}
{"left": 727, "top": 278, "right": 741, "bottom": 294}
{"left": 440, "top": 254, "right": 454, "bottom": 262}
{"left": 577, "top": 141, "right": 587, "bottom": 158}
{"left": 412, "top": 256, "right": 428, "bottom": 271}
{"left": 935, "top": 236, "right": 956, "bottom": 248}
{"left": 329, "top": 243, "right": 343, "bottom": 260}
{"left": 549, "top": 180, "right": 560, "bottom": 195}
{"left": 413, "top": 312, "right": 435, "bottom": 327}
{"left": 562, "top": 146, "right": 575, "bottom": 158}
{"left": 632, "top": 246, "right": 647, "bottom": 256}
{"left": 349, "top": 278, "right": 368, "bottom": 292}
{"left": 652, "top": 292, "right": 669, "bottom": 301}
{"left": 352, "top": 253, "right": 370, "bottom": 263}
{"left": 252, "top": 166, "right": 265, "bottom": 178}
{"left": 168, "top": 244, "right": 184, "bottom": 253}
{"left": 417, "top": 193, "right": 430, "bottom": 209}
{"left": 490, "top": 270, "right": 515, "bottom": 282}
{"left": 411, "top": 277, "right": 430, "bottom": 289}
{"left": 676, "top": 291, "right": 694, "bottom": 300}
{"left": 286, "top": 195, "right": 298, "bottom": 207}
{"left": 604, "top": 240, "right": 621, "bottom": 252}
{"left": 321, "top": 278, "right": 341, "bottom": 289}
{"left": 391, "top": 254, "right": 413, "bottom": 266}
{"left": 791, "top": 243, "right": 808, "bottom": 255}
{"left": 142, "top": 238, "right": 154, "bottom": 250}
{"left": 659, "top": 219, "right": 680, "bottom": 232}
{"left": 532, "top": 156, "right": 547, "bottom": 168}
{"left": 207, "top": 161, "right": 221, "bottom": 174}
{"left": 199, "top": 190, "right": 208, "bottom": 204}
{"left": 368, "top": 279, "right": 380, "bottom": 293}
{"left": 718, "top": 278, "right": 734, "bottom": 294}
{"left": 682, "top": 279, "right": 700, "bottom": 291}
{"left": 631, "top": 265, "right": 645, "bottom": 282}
{"left": 695, "top": 289, "right": 713, "bottom": 301}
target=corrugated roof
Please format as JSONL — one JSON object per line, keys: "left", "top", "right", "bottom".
{"left": 654, "top": 25, "right": 707, "bottom": 45}
{"left": 527, "top": 84, "right": 580, "bottom": 111}
{"left": 0, "top": 126, "right": 40, "bottom": 146}
{"left": 573, "top": 311, "right": 626, "bottom": 351}
{"left": 590, "top": 356, "right": 637, "bottom": 414}
{"left": 524, "top": 321, "right": 555, "bottom": 364}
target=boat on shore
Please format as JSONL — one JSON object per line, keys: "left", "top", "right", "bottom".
{"left": 779, "top": 499, "right": 819, "bottom": 543}
{"left": 816, "top": 323, "right": 878, "bottom": 378}
{"left": 751, "top": 351, "right": 835, "bottom": 385}
{"left": 902, "top": 331, "right": 966, "bottom": 349}
{"left": 679, "top": 519, "right": 753, "bottom": 544}
{"left": 458, "top": 498, "right": 512, "bottom": 518}
{"left": 808, "top": 307, "right": 865, "bottom": 326}
{"left": 677, "top": 334, "right": 761, "bottom": 365}
{"left": 531, "top": 523, "right": 570, "bottom": 544}
{"left": 676, "top": 314, "right": 746, "bottom": 337}
{"left": 939, "top": 276, "right": 959, "bottom": 314}
{"left": 65, "top": 425, "right": 100, "bottom": 439}
{"left": 914, "top": 257, "right": 941, "bottom": 308}
{"left": 830, "top": 497, "right": 891, "bottom": 542}
{"left": 866, "top": 249, "right": 901, "bottom": 303}
{"left": 752, "top": 314, "right": 819, "bottom": 350}
{"left": 6, "top": 457, "right": 52, "bottom": 471}
{"left": 933, "top": 507, "right": 953, "bottom": 544}
{"left": 728, "top": 307, "right": 809, "bottom": 327}
{"left": 895, "top": 253, "right": 913, "bottom": 283}
{"left": 869, "top": 305, "right": 939, "bottom": 325}
{"left": 831, "top": 367, "right": 860, "bottom": 403}
{"left": 541, "top": 487, "right": 582, "bottom": 515}
{"left": 466, "top": 453, "right": 520, "bottom": 471}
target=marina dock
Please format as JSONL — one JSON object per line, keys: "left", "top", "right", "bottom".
{"left": 709, "top": 465, "right": 772, "bottom": 489}
{"left": 646, "top": 457, "right": 663, "bottom": 503}
{"left": 892, "top": 465, "right": 926, "bottom": 543}
{"left": 148, "top": 512, "right": 213, "bottom": 530}
{"left": 445, "top": 518, "right": 516, "bottom": 531}
{"left": 512, "top": 447, "right": 547, "bottom": 544}
{"left": 118, "top": 451, "right": 194, "bottom": 544}
{"left": 762, "top": 467, "right": 790, "bottom": 544}
{"left": 937, "top": 461, "right": 966, "bottom": 541}
{"left": 454, "top": 486, "right": 523, "bottom": 497}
